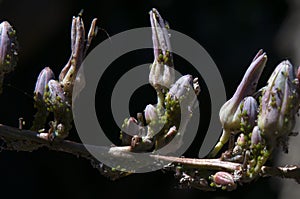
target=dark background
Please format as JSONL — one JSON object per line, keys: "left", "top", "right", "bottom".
{"left": 0, "top": 0, "right": 294, "bottom": 198}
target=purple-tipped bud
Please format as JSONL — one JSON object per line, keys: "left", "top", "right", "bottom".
{"left": 240, "top": 96, "right": 258, "bottom": 128}
{"left": 149, "top": 8, "right": 175, "bottom": 89}
{"left": 212, "top": 171, "right": 237, "bottom": 191}
{"left": 209, "top": 51, "right": 267, "bottom": 157}
{"left": 0, "top": 21, "right": 18, "bottom": 94}
{"left": 251, "top": 126, "right": 263, "bottom": 147}
{"left": 34, "top": 67, "right": 55, "bottom": 101}
{"left": 237, "top": 133, "right": 246, "bottom": 146}
{"left": 0, "top": 21, "right": 18, "bottom": 72}
{"left": 168, "top": 75, "right": 194, "bottom": 99}
{"left": 144, "top": 104, "right": 158, "bottom": 124}
{"left": 257, "top": 60, "right": 300, "bottom": 143}
{"left": 47, "top": 80, "right": 66, "bottom": 107}
{"left": 122, "top": 117, "right": 139, "bottom": 134}
{"left": 219, "top": 50, "right": 267, "bottom": 132}
{"left": 121, "top": 117, "right": 144, "bottom": 145}
{"left": 149, "top": 8, "right": 172, "bottom": 63}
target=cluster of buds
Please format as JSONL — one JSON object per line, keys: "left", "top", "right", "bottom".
{"left": 0, "top": 21, "right": 18, "bottom": 94}
{"left": 120, "top": 9, "right": 200, "bottom": 152}
{"left": 173, "top": 49, "right": 300, "bottom": 191}
{"left": 207, "top": 49, "right": 300, "bottom": 186}
{"left": 32, "top": 14, "right": 97, "bottom": 140}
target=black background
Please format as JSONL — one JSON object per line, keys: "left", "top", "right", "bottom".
{"left": 0, "top": 0, "right": 292, "bottom": 198}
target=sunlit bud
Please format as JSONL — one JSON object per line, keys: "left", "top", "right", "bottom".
{"left": 220, "top": 50, "right": 267, "bottom": 132}
{"left": 121, "top": 117, "right": 144, "bottom": 145}
{"left": 0, "top": 21, "right": 18, "bottom": 94}
{"left": 47, "top": 80, "right": 66, "bottom": 107}
{"left": 251, "top": 126, "right": 263, "bottom": 147}
{"left": 0, "top": 21, "right": 18, "bottom": 72}
{"left": 144, "top": 104, "right": 158, "bottom": 124}
{"left": 34, "top": 67, "right": 55, "bottom": 101}
{"left": 237, "top": 133, "right": 246, "bottom": 146}
{"left": 168, "top": 75, "right": 194, "bottom": 99}
{"left": 209, "top": 51, "right": 267, "bottom": 157}
{"left": 257, "top": 60, "right": 300, "bottom": 143}
{"left": 149, "top": 8, "right": 175, "bottom": 89}
{"left": 212, "top": 171, "right": 237, "bottom": 191}
{"left": 240, "top": 96, "right": 258, "bottom": 129}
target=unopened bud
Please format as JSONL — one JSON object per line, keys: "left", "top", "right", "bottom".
{"left": 240, "top": 96, "right": 258, "bottom": 129}
{"left": 0, "top": 21, "right": 18, "bottom": 72}
{"left": 237, "top": 133, "right": 246, "bottom": 146}
{"left": 34, "top": 67, "right": 55, "bottom": 102}
{"left": 47, "top": 80, "right": 66, "bottom": 107}
{"left": 149, "top": 8, "right": 175, "bottom": 89}
{"left": 251, "top": 126, "right": 263, "bottom": 147}
{"left": 212, "top": 171, "right": 237, "bottom": 191}
{"left": 168, "top": 75, "right": 194, "bottom": 99}
{"left": 209, "top": 51, "right": 267, "bottom": 157}
{"left": 0, "top": 21, "right": 18, "bottom": 94}
{"left": 258, "top": 60, "right": 300, "bottom": 144}
{"left": 220, "top": 50, "right": 267, "bottom": 132}
{"left": 144, "top": 104, "right": 158, "bottom": 124}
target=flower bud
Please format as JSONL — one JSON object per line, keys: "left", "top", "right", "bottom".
{"left": 47, "top": 80, "right": 66, "bottom": 108}
{"left": 240, "top": 96, "right": 258, "bottom": 129}
{"left": 237, "top": 133, "right": 246, "bottom": 146}
{"left": 0, "top": 21, "right": 18, "bottom": 94}
{"left": 251, "top": 126, "right": 263, "bottom": 147}
{"left": 144, "top": 104, "right": 158, "bottom": 124}
{"left": 209, "top": 50, "right": 267, "bottom": 157}
{"left": 34, "top": 67, "right": 55, "bottom": 102}
{"left": 257, "top": 60, "right": 300, "bottom": 144}
{"left": 212, "top": 171, "right": 237, "bottom": 191}
{"left": 149, "top": 8, "right": 175, "bottom": 89}
{"left": 121, "top": 117, "right": 145, "bottom": 145}
{"left": 168, "top": 75, "right": 194, "bottom": 100}
{"left": 220, "top": 51, "right": 267, "bottom": 132}
{"left": 0, "top": 21, "right": 18, "bottom": 72}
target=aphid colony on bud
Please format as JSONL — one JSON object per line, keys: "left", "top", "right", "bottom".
{"left": 208, "top": 51, "right": 300, "bottom": 184}
{"left": 120, "top": 9, "right": 200, "bottom": 153}
{"left": 21, "top": 7, "right": 300, "bottom": 191}
{"left": 0, "top": 21, "right": 18, "bottom": 94}
{"left": 32, "top": 14, "right": 97, "bottom": 140}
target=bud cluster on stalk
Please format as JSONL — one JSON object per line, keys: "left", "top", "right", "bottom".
{"left": 208, "top": 49, "right": 300, "bottom": 185}
{"left": 120, "top": 9, "right": 200, "bottom": 152}
{"left": 32, "top": 14, "right": 97, "bottom": 140}
{"left": 2, "top": 7, "right": 300, "bottom": 192}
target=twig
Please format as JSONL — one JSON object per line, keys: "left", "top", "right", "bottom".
{"left": 0, "top": 123, "right": 300, "bottom": 183}
{"left": 261, "top": 165, "right": 300, "bottom": 183}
